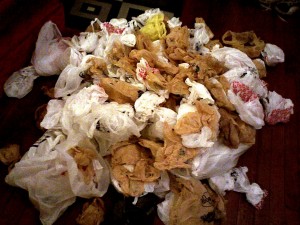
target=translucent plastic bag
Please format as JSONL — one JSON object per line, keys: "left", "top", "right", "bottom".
{"left": 209, "top": 167, "right": 267, "bottom": 209}
{"left": 5, "top": 131, "right": 75, "bottom": 225}
{"left": 55, "top": 133, "right": 110, "bottom": 198}
{"left": 31, "top": 21, "right": 70, "bottom": 76}
{"left": 262, "top": 43, "right": 285, "bottom": 66}
{"left": 54, "top": 64, "right": 84, "bottom": 98}
{"left": 211, "top": 46, "right": 256, "bottom": 70}
{"left": 191, "top": 140, "right": 250, "bottom": 179}
{"left": 4, "top": 66, "right": 39, "bottom": 98}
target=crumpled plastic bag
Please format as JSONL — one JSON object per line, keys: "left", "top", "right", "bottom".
{"left": 79, "top": 102, "right": 141, "bottom": 156}
{"left": 189, "top": 18, "right": 214, "bottom": 53}
{"left": 191, "top": 140, "right": 250, "bottom": 179}
{"left": 185, "top": 78, "right": 215, "bottom": 104}
{"left": 54, "top": 64, "right": 84, "bottom": 98}
{"left": 4, "top": 66, "right": 39, "bottom": 98}
{"left": 60, "top": 84, "right": 108, "bottom": 135}
{"left": 263, "top": 91, "right": 294, "bottom": 125}
{"left": 140, "top": 13, "right": 167, "bottom": 41}
{"left": 227, "top": 86, "right": 265, "bottom": 129}
{"left": 211, "top": 46, "right": 257, "bottom": 70}
{"left": 222, "top": 30, "right": 265, "bottom": 58}
{"left": 209, "top": 166, "right": 267, "bottom": 209}
{"left": 167, "top": 17, "right": 182, "bottom": 29}
{"left": 261, "top": 43, "right": 285, "bottom": 66}
{"left": 142, "top": 107, "right": 177, "bottom": 140}
{"left": 157, "top": 177, "right": 226, "bottom": 225}
{"left": 56, "top": 133, "right": 110, "bottom": 198}
{"left": 157, "top": 192, "right": 174, "bottom": 225}
{"left": 6, "top": 130, "right": 110, "bottom": 225}
{"left": 71, "top": 31, "right": 99, "bottom": 53}
{"left": 76, "top": 198, "right": 105, "bottom": 225}
{"left": 5, "top": 130, "right": 75, "bottom": 225}
{"left": 31, "top": 21, "right": 70, "bottom": 76}
{"left": 134, "top": 91, "right": 166, "bottom": 123}
{"left": 175, "top": 100, "right": 220, "bottom": 148}
{"left": 40, "top": 99, "right": 64, "bottom": 130}
{"left": 0, "top": 144, "right": 21, "bottom": 170}
{"left": 223, "top": 67, "right": 268, "bottom": 98}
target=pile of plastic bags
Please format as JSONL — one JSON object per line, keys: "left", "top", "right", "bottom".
{"left": 3, "top": 8, "right": 294, "bottom": 225}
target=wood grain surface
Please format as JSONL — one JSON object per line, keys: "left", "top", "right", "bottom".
{"left": 0, "top": 0, "right": 299, "bottom": 225}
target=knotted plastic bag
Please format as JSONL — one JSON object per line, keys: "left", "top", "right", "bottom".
{"left": 5, "top": 131, "right": 75, "bottom": 225}
{"left": 191, "top": 140, "right": 250, "bottom": 179}
{"left": 222, "top": 30, "right": 265, "bottom": 58}
{"left": 4, "top": 66, "right": 39, "bottom": 98}
{"left": 261, "top": 43, "right": 285, "bottom": 66}
{"left": 31, "top": 21, "right": 70, "bottom": 76}
{"left": 140, "top": 13, "right": 167, "bottom": 41}
{"left": 209, "top": 167, "right": 267, "bottom": 209}
{"left": 263, "top": 91, "right": 294, "bottom": 125}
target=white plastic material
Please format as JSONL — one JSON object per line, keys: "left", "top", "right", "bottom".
{"left": 5, "top": 130, "right": 74, "bottom": 225}
{"left": 190, "top": 22, "right": 212, "bottom": 52}
{"left": 223, "top": 67, "right": 268, "bottom": 98}
{"left": 185, "top": 78, "right": 215, "bottom": 104}
{"left": 6, "top": 130, "right": 110, "bottom": 225}
{"left": 79, "top": 102, "right": 141, "bottom": 156}
{"left": 143, "top": 107, "right": 177, "bottom": 140}
{"left": 227, "top": 89, "right": 265, "bottom": 129}
{"left": 31, "top": 21, "right": 70, "bottom": 76}
{"left": 191, "top": 141, "right": 250, "bottom": 179}
{"left": 262, "top": 43, "right": 285, "bottom": 66}
{"left": 263, "top": 91, "right": 294, "bottom": 124}
{"left": 209, "top": 167, "right": 267, "bottom": 208}
{"left": 71, "top": 32, "right": 99, "bottom": 53}
{"left": 60, "top": 84, "right": 108, "bottom": 135}
{"left": 54, "top": 65, "right": 84, "bottom": 98}
{"left": 157, "top": 192, "right": 174, "bottom": 225}
{"left": 55, "top": 134, "right": 110, "bottom": 198}
{"left": 134, "top": 91, "right": 166, "bottom": 123}
{"left": 40, "top": 99, "right": 65, "bottom": 130}
{"left": 120, "top": 33, "right": 136, "bottom": 47}
{"left": 211, "top": 46, "right": 257, "bottom": 70}
{"left": 181, "top": 126, "right": 215, "bottom": 148}
{"left": 4, "top": 66, "right": 39, "bottom": 98}
{"left": 167, "top": 17, "right": 182, "bottom": 28}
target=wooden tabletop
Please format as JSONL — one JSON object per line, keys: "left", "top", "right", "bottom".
{"left": 0, "top": 0, "right": 299, "bottom": 225}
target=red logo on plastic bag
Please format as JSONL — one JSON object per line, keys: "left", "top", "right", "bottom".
{"left": 265, "top": 107, "right": 293, "bottom": 125}
{"left": 103, "top": 22, "right": 125, "bottom": 34}
{"left": 137, "top": 67, "right": 147, "bottom": 79}
{"left": 232, "top": 81, "right": 258, "bottom": 102}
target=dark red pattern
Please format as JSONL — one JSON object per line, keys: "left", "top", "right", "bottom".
{"left": 232, "top": 81, "right": 258, "bottom": 102}
{"left": 102, "top": 22, "right": 125, "bottom": 34}
{"left": 265, "top": 107, "right": 293, "bottom": 125}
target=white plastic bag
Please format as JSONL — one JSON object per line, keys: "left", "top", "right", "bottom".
{"left": 211, "top": 46, "right": 257, "bottom": 70}
{"left": 134, "top": 91, "right": 166, "bottom": 123}
{"left": 227, "top": 88, "right": 265, "bottom": 129}
{"left": 209, "top": 167, "right": 267, "bottom": 209}
{"left": 55, "top": 133, "right": 110, "bottom": 198}
{"left": 79, "top": 102, "right": 141, "bottom": 156}
{"left": 5, "top": 131, "right": 75, "bottom": 225}
{"left": 191, "top": 140, "right": 250, "bottom": 179}
{"left": 54, "top": 64, "right": 84, "bottom": 98}
{"left": 40, "top": 99, "right": 65, "bottom": 130}
{"left": 223, "top": 67, "right": 268, "bottom": 98}
{"left": 4, "top": 66, "right": 39, "bottom": 98}
{"left": 60, "top": 84, "right": 108, "bottom": 135}
{"left": 157, "top": 192, "right": 174, "bottom": 225}
{"left": 142, "top": 107, "right": 177, "bottom": 140}
{"left": 31, "top": 21, "right": 70, "bottom": 76}
{"left": 262, "top": 43, "right": 285, "bottom": 66}
{"left": 263, "top": 91, "right": 294, "bottom": 125}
